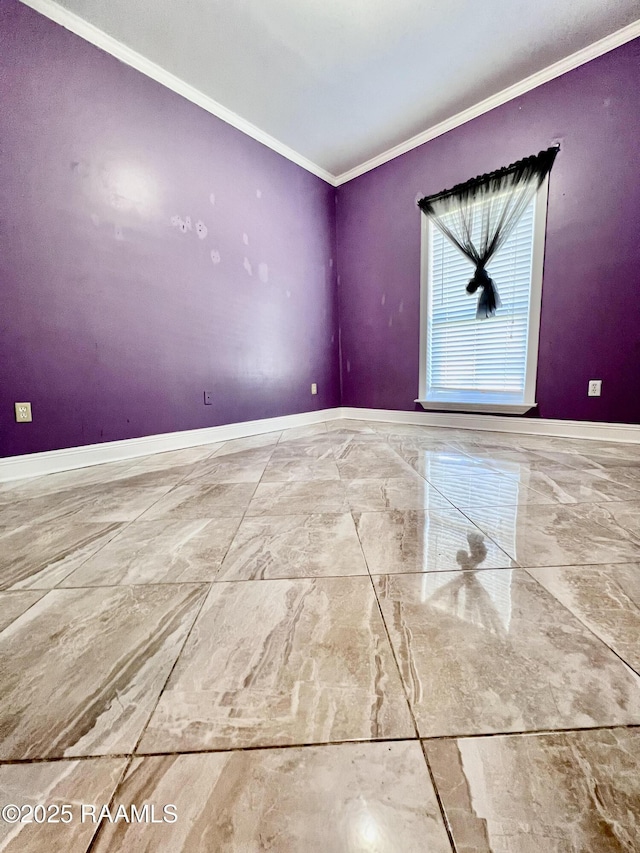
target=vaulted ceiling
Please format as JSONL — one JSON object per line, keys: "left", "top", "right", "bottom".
{"left": 27, "top": 0, "right": 640, "bottom": 181}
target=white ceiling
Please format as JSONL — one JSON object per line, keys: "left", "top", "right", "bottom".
{"left": 39, "top": 0, "right": 640, "bottom": 178}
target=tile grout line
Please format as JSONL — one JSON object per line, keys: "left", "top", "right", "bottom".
{"left": 0, "top": 452, "right": 219, "bottom": 621}
{"left": 1, "top": 520, "right": 125, "bottom": 601}
{"left": 0, "top": 738, "right": 416, "bottom": 767}
{"left": 0, "top": 445, "right": 514, "bottom": 594}
{"left": 125, "top": 580, "right": 213, "bottom": 759}
{"left": 2, "top": 722, "right": 640, "bottom": 766}
{"left": 57, "top": 437, "right": 278, "bottom": 592}
{"left": 4, "top": 417, "right": 640, "bottom": 840}
{"left": 213, "top": 432, "right": 291, "bottom": 578}
{"left": 3, "top": 424, "right": 481, "bottom": 599}
{"left": 84, "top": 754, "right": 135, "bottom": 853}
{"left": 418, "top": 720, "right": 640, "bottom": 741}
{"left": 122, "top": 441, "right": 279, "bottom": 759}
{"left": 418, "top": 739, "right": 459, "bottom": 853}
{"left": 110, "top": 433, "right": 337, "bottom": 761}
{"left": 31, "top": 445, "right": 278, "bottom": 768}
{"left": 369, "top": 574, "right": 458, "bottom": 851}
{"left": 0, "top": 563, "right": 584, "bottom": 594}
{"left": 344, "top": 435, "right": 518, "bottom": 567}
{"left": 38, "top": 442, "right": 229, "bottom": 592}
{"left": 274, "top": 424, "right": 325, "bottom": 448}
{"left": 7, "top": 431, "right": 636, "bottom": 606}
{"left": 120, "top": 430, "right": 320, "bottom": 755}
{"left": 351, "top": 501, "right": 458, "bottom": 852}
{"left": 520, "top": 566, "right": 640, "bottom": 681}
{"left": 8, "top": 558, "right": 640, "bottom": 594}
{"left": 450, "top": 496, "right": 640, "bottom": 564}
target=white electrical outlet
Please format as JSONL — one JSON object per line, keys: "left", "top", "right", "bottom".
{"left": 588, "top": 380, "right": 602, "bottom": 397}
{"left": 15, "top": 402, "right": 32, "bottom": 422}
{"left": 311, "top": 383, "right": 318, "bottom": 395}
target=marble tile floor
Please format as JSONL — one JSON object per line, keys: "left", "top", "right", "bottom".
{"left": 1, "top": 418, "right": 640, "bottom": 851}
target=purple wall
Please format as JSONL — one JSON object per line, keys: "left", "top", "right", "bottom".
{"left": 336, "top": 38, "right": 640, "bottom": 424}
{"left": 0, "top": 0, "right": 339, "bottom": 457}
{"left": 2, "top": 2, "right": 639, "bottom": 460}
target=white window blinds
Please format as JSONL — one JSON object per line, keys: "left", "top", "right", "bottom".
{"left": 426, "top": 196, "right": 536, "bottom": 406}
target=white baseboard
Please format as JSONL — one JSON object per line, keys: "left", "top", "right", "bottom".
{"left": 341, "top": 407, "right": 640, "bottom": 443}
{"left": 3, "top": 405, "right": 639, "bottom": 482}
{"left": 0, "top": 408, "right": 341, "bottom": 482}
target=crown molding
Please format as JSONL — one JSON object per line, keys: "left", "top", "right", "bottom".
{"left": 19, "top": 0, "right": 336, "bottom": 185}
{"left": 18, "top": 1, "right": 640, "bottom": 189}
{"left": 334, "top": 18, "right": 640, "bottom": 186}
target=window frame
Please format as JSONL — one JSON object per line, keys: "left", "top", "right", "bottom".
{"left": 416, "top": 176, "right": 550, "bottom": 414}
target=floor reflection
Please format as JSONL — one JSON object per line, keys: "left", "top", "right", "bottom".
{"left": 421, "top": 532, "right": 512, "bottom": 633}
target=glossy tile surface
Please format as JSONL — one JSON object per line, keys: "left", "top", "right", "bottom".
{"left": 217, "top": 513, "right": 367, "bottom": 580}
{"left": 0, "top": 460, "right": 136, "bottom": 498}
{"left": 0, "top": 484, "right": 170, "bottom": 525}
{"left": 345, "top": 477, "right": 454, "bottom": 512}
{"left": 182, "top": 453, "right": 268, "bottom": 483}
{"left": 60, "top": 519, "right": 241, "bottom": 586}
{"left": 261, "top": 456, "right": 341, "bottom": 482}
{"left": 277, "top": 423, "right": 328, "bottom": 442}
{"left": 269, "top": 441, "right": 336, "bottom": 460}
{"left": 539, "top": 448, "right": 640, "bottom": 471}
{"left": 129, "top": 445, "right": 222, "bottom": 471}
{"left": 0, "top": 590, "right": 45, "bottom": 631}
{"left": 528, "top": 563, "right": 640, "bottom": 673}
{"left": 466, "top": 501, "right": 640, "bottom": 566}
{"left": 581, "top": 465, "right": 640, "bottom": 490}
{"left": 0, "top": 520, "right": 122, "bottom": 589}
{"left": 414, "top": 455, "right": 560, "bottom": 508}
{"left": 334, "top": 442, "right": 416, "bottom": 480}
{"left": 247, "top": 480, "right": 350, "bottom": 515}
{"left": 355, "top": 510, "right": 514, "bottom": 574}
{"left": 140, "top": 483, "right": 256, "bottom": 519}
{"left": 325, "top": 419, "right": 376, "bottom": 434}
{"left": 139, "top": 577, "right": 414, "bottom": 751}
{"left": 426, "top": 728, "right": 640, "bottom": 853}
{"left": 2, "top": 419, "right": 640, "bottom": 850}
{"left": 0, "top": 584, "right": 207, "bottom": 759}
{"left": 212, "top": 432, "right": 281, "bottom": 456}
{"left": 92, "top": 742, "right": 452, "bottom": 852}
{"left": 521, "top": 466, "right": 640, "bottom": 504}
{"left": 0, "top": 758, "right": 127, "bottom": 852}
{"left": 375, "top": 570, "right": 640, "bottom": 737}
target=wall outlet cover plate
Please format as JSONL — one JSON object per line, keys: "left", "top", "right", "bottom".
{"left": 15, "top": 402, "right": 33, "bottom": 422}
{"left": 204, "top": 391, "right": 213, "bottom": 405}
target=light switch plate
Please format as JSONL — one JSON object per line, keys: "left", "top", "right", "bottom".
{"left": 15, "top": 402, "right": 32, "bottom": 422}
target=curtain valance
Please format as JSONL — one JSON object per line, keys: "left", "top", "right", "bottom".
{"left": 417, "top": 146, "right": 559, "bottom": 318}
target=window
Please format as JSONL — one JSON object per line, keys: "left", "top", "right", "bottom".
{"left": 417, "top": 178, "right": 548, "bottom": 414}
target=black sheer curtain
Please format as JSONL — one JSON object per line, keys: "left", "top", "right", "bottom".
{"left": 417, "top": 146, "right": 559, "bottom": 318}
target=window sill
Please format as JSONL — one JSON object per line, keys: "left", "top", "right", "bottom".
{"left": 415, "top": 400, "right": 537, "bottom": 415}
